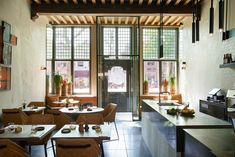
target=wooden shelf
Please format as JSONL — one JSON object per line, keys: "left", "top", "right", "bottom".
{"left": 219, "top": 62, "right": 235, "bottom": 68}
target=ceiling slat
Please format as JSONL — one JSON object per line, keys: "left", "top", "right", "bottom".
{"left": 58, "top": 16, "right": 67, "bottom": 24}
{"left": 184, "top": 0, "right": 191, "bottom": 5}
{"left": 104, "top": 17, "right": 107, "bottom": 24}
{"left": 132, "top": 17, "right": 136, "bottom": 24}
{"left": 129, "top": 0, "right": 133, "bottom": 4}
{"left": 151, "top": 16, "right": 160, "bottom": 25}
{"left": 125, "top": 17, "right": 129, "bottom": 24}
{"left": 111, "top": 0, "right": 115, "bottom": 4}
{"left": 83, "top": 0, "right": 87, "bottom": 4}
{"left": 44, "top": 0, "right": 50, "bottom": 4}
{"left": 65, "top": 15, "right": 74, "bottom": 24}
{"left": 164, "top": 16, "right": 174, "bottom": 25}
{"left": 73, "top": 16, "right": 81, "bottom": 24}
{"left": 53, "top": 0, "right": 59, "bottom": 3}
{"left": 139, "top": 0, "right": 143, "bottom": 5}
{"left": 165, "top": 0, "right": 171, "bottom": 5}
{"left": 118, "top": 17, "right": 122, "bottom": 24}
{"left": 120, "top": 0, "right": 124, "bottom": 4}
{"left": 34, "top": 0, "right": 41, "bottom": 4}
{"left": 171, "top": 16, "right": 184, "bottom": 25}
{"left": 112, "top": 17, "right": 115, "bottom": 24}
{"left": 147, "top": 0, "right": 153, "bottom": 5}
{"left": 81, "top": 16, "right": 88, "bottom": 24}
{"left": 72, "top": 0, "right": 78, "bottom": 4}
{"left": 92, "top": 0, "right": 96, "bottom": 4}
{"left": 174, "top": 0, "right": 181, "bottom": 5}
{"left": 144, "top": 16, "right": 154, "bottom": 25}
{"left": 50, "top": 15, "right": 60, "bottom": 24}
{"left": 89, "top": 16, "right": 94, "bottom": 24}
{"left": 101, "top": 0, "right": 105, "bottom": 4}
{"left": 63, "top": 0, "right": 68, "bottom": 3}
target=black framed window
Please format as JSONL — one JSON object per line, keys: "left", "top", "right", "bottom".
{"left": 46, "top": 26, "right": 91, "bottom": 94}
{"left": 143, "top": 28, "right": 178, "bottom": 94}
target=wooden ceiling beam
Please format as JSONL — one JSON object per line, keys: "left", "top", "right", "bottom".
{"left": 151, "top": 16, "right": 160, "bottom": 25}
{"left": 125, "top": 17, "right": 129, "bottom": 24}
{"left": 44, "top": 0, "right": 50, "bottom": 4}
{"left": 112, "top": 17, "right": 115, "bottom": 24}
{"left": 89, "top": 16, "right": 95, "bottom": 24}
{"left": 81, "top": 16, "right": 88, "bottom": 24}
{"left": 111, "top": 0, "right": 115, "bottom": 5}
{"left": 131, "top": 17, "right": 136, "bottom": 24}
{"left": 171, "top": 16, "right": 184, "bottom": 25}
{"left": 184, "top": 0, "right": 191, "bottom": 5}
{"left": 129, "top": 0, "right": 133, "bottom": 5}
{"left": 31, "top": 2, "right": 194, "bottom": 19}
{"left": 63, "top": 0, "right": 68, "bottom": 3}
{"left": 65, "top": 15, "right": 74, "bottom": 24}
{"left": 34, "top": 0, "right": 41, "bottom": 4}
{"left": 53, "top": 0, "right": 59, "bottom": 3}
{"left": 101, "top": 0, "right": 105, "bottom": 4}
{"left": 92, "top": 0, "right": 96, "bottom": 4}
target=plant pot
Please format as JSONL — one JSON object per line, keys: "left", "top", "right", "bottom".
{"left": 55, "top": 86, "right": 61, "bottom": 96}
{"left": 143, "top": 82, "right": 149, "bottom": 95}
{"left": 170, "top": 86, "right": 176, "bottom": 95}
{"left": 61, "top": 84, "right": 68, "bottom": 96}
{"left": 67, "top": 83, "right": 72, "bottom": 95}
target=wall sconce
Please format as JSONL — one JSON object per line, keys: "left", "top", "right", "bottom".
{"left": 182, "top": 62, "right": 187, "bottom": 70}
{"left": 40, "top": 66, "right": 47, "bottom": 70}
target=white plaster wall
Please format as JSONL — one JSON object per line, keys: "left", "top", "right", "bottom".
{"left": 0, "top": 0, "right": 48, "bottom": 112}
{"left": 179, "top": 0, "right": 235, "bottom": 110}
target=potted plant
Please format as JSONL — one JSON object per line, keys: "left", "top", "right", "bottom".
{"left": 54, "top": 74, "right": 62, "bottom": 96}
{"left": 162, "top": 79, "right": 168, "bottom": 93}
{"left": 169, "top": 76, "right": 176, "bottom": 95}
{"left": 143, "top": 80, "right": 149, "bottom": 95}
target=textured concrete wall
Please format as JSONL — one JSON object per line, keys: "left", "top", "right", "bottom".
{"left": 0, "top": 0, "right": 48, "bottom": 111}
{"left": 179, "top": 0, "right": 235, "bottom": 110}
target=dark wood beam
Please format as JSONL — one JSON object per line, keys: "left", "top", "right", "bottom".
{"left": 31, "top": 1, "right": 194, "bottom": 20}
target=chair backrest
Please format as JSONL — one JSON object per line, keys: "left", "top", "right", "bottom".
{"left": 2, "top": 108, "right": 29, "bottom": 126}
{"left": 45, "top": 96, "right": 60, "bottom": 107}
{"left": 28, "top": 114, "right": 54, "bottom": 124}
{"left": 28, "top": 101, "right": 45, "bottom": 107}
{"left": 103, "top": 103, "right": 117, "bottom": 123}
{"left": 56, "top": 139, "right": 101, "bottom": 157}
{"left": 76, "top": 113, "right": 104, "bottom": 125}
{"left": 46, "top": 109, "right": 71, "bottom": 129}
{"left": 0, "top": 139, "right": 29, "bottom": 157}
{"left": 232, "top": 118, "right": 235, "bottom": 132}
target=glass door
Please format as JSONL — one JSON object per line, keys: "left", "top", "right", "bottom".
{"left": 96, "top": 16, "right": 140, "bottom": 120}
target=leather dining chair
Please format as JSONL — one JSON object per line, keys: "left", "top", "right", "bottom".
{"left": 76, "top": 113, "right": 104, "bottom": 125}
{"left": 27, "top": 114, "right": 55, "bottom": 157}
{"left": 46, "top": 109, "right": 72, "bottom": 129}
{"left": 103, "top": 103, "right": 118, "bottom": 140}
{"left": 55, "top": 139, "right": 101, "bottom": 157}
{"left": 2, "top": 108, "right": 29, "bottom": 126}
{"left": 0, "top": 139, "right": 29, "bottom": 157}
{"left": 28, "top": 101, "right": 45, "bottom": 107}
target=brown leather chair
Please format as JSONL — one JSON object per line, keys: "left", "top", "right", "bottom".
{"left": 0, "top": 139, "right": 29, "bottom": 157}
{"left": 76, "top": 113, "right": 104, "bottom": 125}
{"left": 46, "top": 109, "right": 72, "bottom": 129}
{"left": 28, "top": 101, "right": 45, "bottom": 107}
{"left": 45, "top": 96, "right": 65, "bottom": 109}
{"left": 56, "top": 139, "right": 101, "bottom": 157}
{"left": 2, "top": 108, "right": 29, "bottom": 126}
{"left": 27, "top": 114, "right": 55, "bottom": 157}
{"left": 103, "top": 103, "right": 118, "bottom": 140}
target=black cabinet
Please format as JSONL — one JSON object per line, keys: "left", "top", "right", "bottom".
{"left": 199, "top": 100, "right": 227, "bottom": 120}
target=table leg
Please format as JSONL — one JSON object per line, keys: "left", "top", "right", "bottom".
{"left": 51, "top": 139, "right": 56, "bottom": 157}
{"left": 100, "top": 141, "right": 105, "bottom": 157}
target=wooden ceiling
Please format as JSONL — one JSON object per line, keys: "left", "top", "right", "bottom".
{"left": 31, "top": 0, "right": 200, "bottom": 26}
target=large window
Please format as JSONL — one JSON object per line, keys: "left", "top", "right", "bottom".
{"left": 143, "top": 28, "right": 178, "bottom": 94}
{"left": 46, "top": 27, "right": 91, "bottom": 94}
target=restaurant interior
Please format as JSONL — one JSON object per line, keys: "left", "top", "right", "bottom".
{"left": 0, "top": 0, "right": 235, "bottom": 157}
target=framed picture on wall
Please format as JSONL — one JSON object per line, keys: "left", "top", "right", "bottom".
{"left": 0, "top": 66, "right": 11, "bottom": 90}
{"left": 2, "top": 21, "right": 11, "bottom": 43}
{"left": 2, "top": 43, "right": 12, "bottom": 65}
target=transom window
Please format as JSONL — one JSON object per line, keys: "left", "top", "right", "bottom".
{"left": 46, "top": 27, "right": 91, "bottom": 94}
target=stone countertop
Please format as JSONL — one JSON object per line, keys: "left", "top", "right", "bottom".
{"left": 184, "top": 128, "right": 235, "bottom": 157}
{"left": 142, "top": 99, "right": 232, "bottom": 128}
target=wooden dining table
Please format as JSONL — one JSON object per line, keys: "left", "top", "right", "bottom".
{"left": 22, "top": 106, "right": 46, "bottom": 115}
{"left": 51, "top": 123, "right": 111, "bottom": 157}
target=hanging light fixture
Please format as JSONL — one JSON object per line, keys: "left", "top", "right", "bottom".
{"left": 195, "top": 0, "right": 200, "bottom": 42}
{"left": 159, "top": 0, "right": 163, "bottom": 58}
{"left": 192, "top": 0, "right": 195, "bottom": 43}
{"left": 219, "top": 0, "right": 224, "bottom": 32}
{"left": 209, "top": 0, "right": 214, "bottom": 35}
{"left": 223, "top": 0, "right": 229, "bottom": 40}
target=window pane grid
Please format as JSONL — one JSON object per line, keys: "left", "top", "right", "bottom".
{"left": 118, "top": 28, "right": 131, "bottom": 59}
{"left": 74, "top": 28, "right": 90, "bottom": 59}
{"left": 163, "top": 29, "right": 177, "bottom": 59}
{"left": 103, "top": 28, "right": 116, "bottom": 59}
{"left": 55, "top": 28, "right": 72, "bottom": 59}
{"left": 143, "top": 29, "right": 159, "bottom": 59}
{"left": 46, "top": 27, "right": 53, "bottom": 59}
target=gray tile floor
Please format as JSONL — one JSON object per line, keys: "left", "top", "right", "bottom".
{"left": 30, "top": 112, "right": 152, "bottom": 157}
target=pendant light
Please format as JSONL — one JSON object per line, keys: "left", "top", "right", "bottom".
{"left": 223, "top": 0, "right": 229, "bottom": 40}
{"left": 209, "top": 0, "right": 214, "bottom": 35}
{"left": 192, "top": 0, "right": 196, "bottom": 43}
{"left": 219, "top": 0, "right": 224, "bottom": 32}
{"left": 195, "top": 0, "right": 200, "bottom": 42}
{"left": 159, "top": 0, "right": 163, "bottom": 58}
